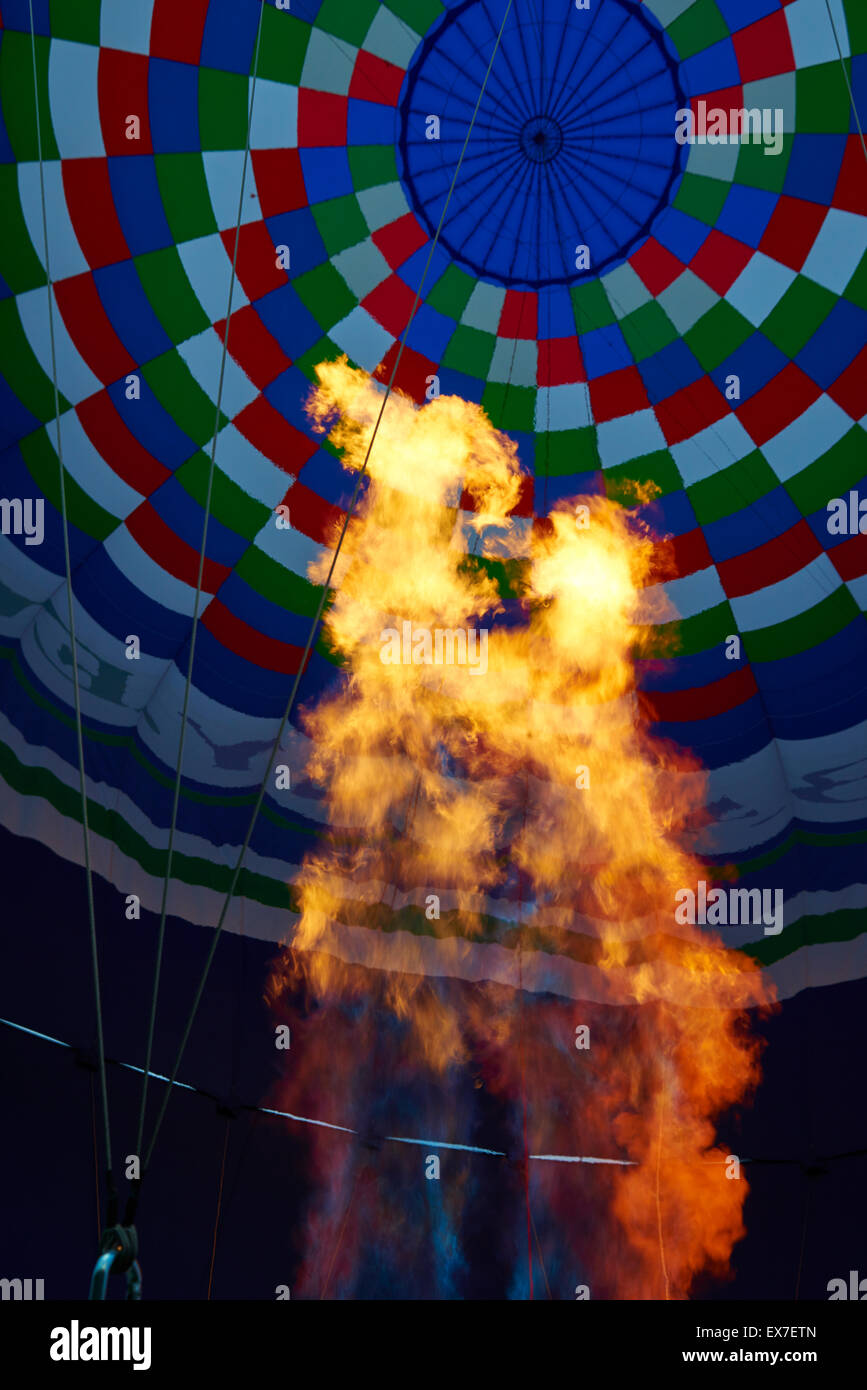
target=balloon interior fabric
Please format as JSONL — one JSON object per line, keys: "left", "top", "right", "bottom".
{"left": 0, "top": 0, "right": 866, "bottom": 1300}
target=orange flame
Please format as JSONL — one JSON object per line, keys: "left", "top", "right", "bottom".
{"left": 268, "top": 357, "right": 775, "bottom": 1298}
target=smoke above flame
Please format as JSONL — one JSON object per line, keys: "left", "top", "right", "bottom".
{"left": 268, "top": 357, "right": 774, "bottom": 1299}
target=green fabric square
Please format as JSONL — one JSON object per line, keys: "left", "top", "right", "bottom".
{"left": 538, "top": 428, "right": 600, "bottom": 477}
{"left": 386, "top": 0, "right": 445, "bottom": 33}
{"left": 685, "top": 300, "right": 752, "bottom": 371}
{"left": 427, "top": 264, "right": 476, "bottom": 319}
{"left": 442, "top": 324, "right": 495, "bottom": 376}
{"left": 844, "top": 250, "right": 867, "bottom": 311}
{"left": 313, "top": 196, "right": 369, "bottom": 256}
{"left": 795, "top": 64, "right": 855, "bottom": 132}
{"left": 619, "top": 302, "right": 679, "bottom": 360}
{"left": 673, "top": 173, "right": 729, "bottom": 225}
{"left": 571, "top": 279, "right": 615, "bottom": 330}
{"left": 734, "top": 136, "right": 793, "bottom": 191}
{"left": 668, "top": 0, "right": 729, "bottom": 60}
{"left": 294, "top": 336, "right": 344, "bottom": 382}
{"left": 293, "top": 264, "right": 357, "bottom": 328}
{"left": 785, "top": 428, "right": 867, "bottom": 516}
{"left": 50, "top": 0, "right": 101, "bottom": 44}
{"left": 0, "top": 302, "right": 69, "bottom": 423}
{"left": 644, "top": 601, "right": 734, "bottom": 658}
{"left": 155, "top": 156, "right": 218, "bottom": 242}
{"left": 176, "top": 453, "right": 270, "bottom": 539}
{"left": 349, "top": 145, "right": 399, "bottom": 189}
{"left": 135, "top": 248, "right": 211, "bottom": 345}
{"left": 143, "top": 351, "right": 227, "bottom": 447}
{"left": 687, "top": 451, "right": 777, "bottom": 525}
{"left": 22, "top": 429, "right": 116, "bottom": 538}
{"left": 0, "top": 167, "right": 47, "bottom": 293}
{"left": 761, "top": 276, "right": 836, "bottom": 356}
{"left": 744, "top": 588, "right": 857, "bottom": 663}
{"left": 481, "top": 382, "right": 535, "bottom": 433}
{"left": 1, "top": 34, "right": 58, "bottom": 161}
{"left": 844, "top": 0, "right": 867, "bottom": 53}
{"left": 317, "top": 0, "right": 380, "bottom": 45}
{"left": 605, "top": 450, "right": 681, "bottom": 501}
{"left": 237, "top": 547, "right": 323, "bottom": 618}
{"left": 198, "top": 69, "right": 248, "bottom": 150}
{"left": 256, "top": 7, "right": 310, "bottom": 83}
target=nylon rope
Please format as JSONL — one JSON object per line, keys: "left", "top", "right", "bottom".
{"left": 139, "top": 0, "right": 517, "bottom": 1178}
{"left": 27, "top": 0, "right": 115, "bottom": 1216}
{"left": 134, "top": 0, "right": 268, "bottom": 1167}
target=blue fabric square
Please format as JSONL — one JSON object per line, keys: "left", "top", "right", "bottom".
{"left": 200, "top": 0, "right": 260, "bottom": 75}
{"left": 679, "top": 38, "right": 740, "bottom": 97}
{"left": 716, "top": 184, "right": 777, "bottom": 248}
{"left": 784, "top": 134, "right": 846, "bottom": 205}
{"left": 637, "top": 487, "right": 696, "bottom": 537}
{"left": 703, "top": 486, "right": 800, "bottom": 562}
{"left": 297, "top": 448, "right": 357, "bottom": 508}
{"left": 107, "top": 156, "right": 174, "bottom": 257}
{"left": 95, "top": 261, "right": 173, "bottom": 365}
{"left": 255, "top": 283, "right": 323, "bottom": 360}
{"left": 653, "top": 207, "right": 710, "bottom": 262}
{"left": 348, "top": 99, "right": 399, "bottom": 147}
{"left": 265, "top": 208, "right": 327, "bottom": 277}
{"left": 154, "top": 475, "right": 247, "bottom": 564}
{"left": 638, "top": 339, "right": 704, "bottom": 404}
{"left": 539, "top": 471, "right": 605, "bottom": 510}
{"left": 437, "top": 366, "right": 485, "bottom": 403}
{"left": 107, "top": 377, "right": 196, "bottom": 471}
{"left": 265, "top": 365, "right": 320, "bottom": 434}
{"left": 797, "top": 299, "right": 867, "bottom": 391}
{"left": 0, "top": 378, "right": 40, "bottom": 453}
{"left": 148, "top": 59, "right": 200, "bottom": 154}
{"left": 405, "top": 300, "right": 454, "bottom": 360}
{"left": 299, "top": 148, "right": 353, "bottom": 204}
{"left": 580, "top": 324, "right": 632, "bottom": 378}
{"left": 1, "top": 0, "right": 49, "bottom": 33}
{"left": 709, "top": 331, "right": 786, "bottom": 403}
{"left": 538, "top": 285, "right": 575, "bottom": 339}
{"left": 716, "top": 0, "right": 779, "bottom": 32}
{"left": 399, "top": 242, "right": 449, "bottom": 295}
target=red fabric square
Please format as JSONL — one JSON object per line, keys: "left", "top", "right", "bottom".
{"left": 832, "top": 136, "right": 867, "bottom": 217}
{"left": 62, "top": 160, "right": 130, "bottom": 268}
{"left": 829, "top": 531, "right": 867, "bottom": 583}
{"left": 219, "top": 222, "right": 288, "bottom": 301}
{"left": 374, "top": 341, "right": 438, "bottom": 403}
{"left": 689, "top": 86, "right": 744, "bottom": 136}
{"left": 215, "top": 306, "right": 291, "bottom": 391}
{"left": 98, "top": 50, "right": 152, "bottom": 154}
{"left": 363, "top": 274, "right": 415, "bottom": 336}
{"left": 589, "top": 366, "right": 648, "bottom": 424}
{"left": 733, "top": 10, "right": 795, "bottom": 83}
{"left": 736, "top": 362, "right": 819, "bottom": 446}
{"left": 759, "top": 195, "right": 825, "bottom": 271}
{"left": 234, "top": 397, "right": 317, "bottom": 474}
{"left": 77, "top": 391, "right": 169, "bottom": 496}
{"left": 630, "top": 237, "right": 684, "bottom": 295}
{"left": 349, "top": 51, "right": 405, "bottom": 107}
{"left": 373, "top": 213, "right": 428, "bottom": 269}
{"left": 690, "top": 229, "right": 753, "bottom": 295}
{"left": 537, "top": 336, "right": 585, "bottom": 387}
{"left": 499, "top": 290, "right": 538, "bottom": 339}
{"left": 150, "top": 0, "right": 208, "bottom": 64}
{"left": 718, "top": 520, "right": 820, "bottom": 597}
{"left": 827, "top": 344, "right": 867, "bottom": 419}
{"left": 655, "top": 378, "right": 728, "bottom": 446}
{"left": 297, "top": 91, "right": 347, "bottom": 147}
{"left": 252, "top": 149, "right": 307, "bottom": 217}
